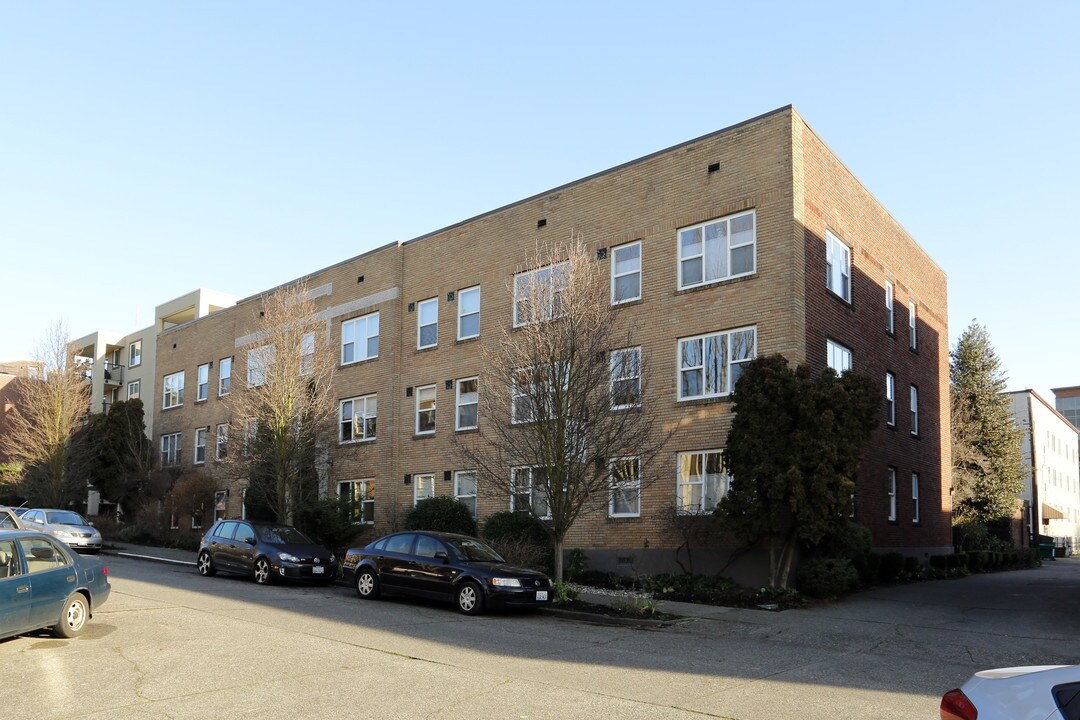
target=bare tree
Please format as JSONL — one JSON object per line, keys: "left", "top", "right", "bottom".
{"left": 0, "top": 321, "right": 90, "bottom": 507}
{"left": 224, "top": 282, "right": 337, "bottom": 523}
{"left": 456, "top": 235, "right": 672, "bottom": 581}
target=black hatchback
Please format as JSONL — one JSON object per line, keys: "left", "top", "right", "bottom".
{"left": 197, "top": 520, "right": 336, "bottom": 585}
{"left": 343, "top": 531, "right": 551, "bottom": 614}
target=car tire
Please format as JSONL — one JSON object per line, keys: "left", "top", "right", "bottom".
{"left": 253, "top": 557, "right": 272, "bottom": 585}
{"left": 456, "top": 580, "right": 484, "bottom": 615}
{"left": 54, "top": 593, "right": 89, "bottom": 638}
{"left": 197, "top": 551, "right": 216, "bottom": 577}
{"left": 356, "top": 568, "right": 380, "bottom": 599}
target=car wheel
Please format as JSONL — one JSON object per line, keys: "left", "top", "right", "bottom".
{"left": 456, "top": 580, "right": 484, "bottom": 615}
{"left": 253, "top": 557, "right": 272, "bottom": 585}
{"left": 54, "top": 593, "right": 89, "bottom": 638}
{"left": 197, "top": 551, "right": 216, "bottom": 577}
{"left": 355, "top": 568, "right": 380, "bottom": 599}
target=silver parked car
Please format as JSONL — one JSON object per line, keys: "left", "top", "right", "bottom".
{"left": 20, "top": 509, "right": 102, "bottom": 553}
{"left": 0, "top": 506, "right": 31, "bottom": 530}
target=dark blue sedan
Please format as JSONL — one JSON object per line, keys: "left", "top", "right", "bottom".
{"left": 0, "top": 530, "right": 111, "bottom": 640}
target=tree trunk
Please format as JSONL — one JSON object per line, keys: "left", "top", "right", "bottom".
{"left": 553, "top": 536, "right": 564, "bottom": 583}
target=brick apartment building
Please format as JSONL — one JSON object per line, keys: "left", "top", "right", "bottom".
{"left": 152, "top": 106, "right": 951, "bottom": 579}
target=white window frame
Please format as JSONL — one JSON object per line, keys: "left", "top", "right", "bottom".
{"left": 194, "top": 427, "right": 207, "bottom": 465}
{"left": 340, "top": 394, "right": 377, "bottom": 443}
{"left": 513, "top": 261, "right": 568, "bottom": 327}
{"left": 218, "top": 357, "right": 232, "bottom": 396}
{"left": 885, "top": 281, "right": 895, "bottom": 334}
{"left": 887, "top": 467, "right": 897, "bottom": 521}
{"left": 197, "top": 363, "right": 209, "bottom": 402}
{"left": 339, "top": 479, "right": 375, "bottom": 524}
{"left": 191, "top": 506, "right": 203, "bottom": 530}
{"left": 129, "top": 340, "right": 142, "bottom": 368}
{"left": 413, "top": 473, "right": 435, "bottom": 506}
{"left": 457, "top": 286, "right": 480, "bottom": 340}
{"left": 909, "top": 301, "right": 917, "bottom": 350}
{"left": 454, "top": 470, "right": 477, "bottom": 518}
{"left": 608, "top": 457, "right": 641, "bottom": 518}
{"left": 169, "top": 512, "right": 179, "bottom": 531}
{"left": 162, "top": 371, "right": 184, "bottom": 410}
{"left": 216, "top": 424, "right": 228, "bottom": 461}
{"left": 341, "top": 312, "right": 380, "bottom": 365}
{"left": 214, "top": 490, "right": 228, "bottom": 522}
{"left": 127, "top": 380, "right": 140, "bottom": 400}
{"left": 826, "top": 339, "right": 852, "bottom": 374}
{"left": 610, "top": 347, "right": 642, "bottom": 409}
{"left": 677, "top": 327, "right": 756, "bottom": 401}
{"left": 886, "top": 373, "right": 896, "bottom": 427}
{"left": 910, "top": 385, "right": 919, "bottom": 436}
{"left": 676, "top": 450, "right": 729, "bottom": 514}
{"left": 912, "top": 473, "right": 920, "bottom": 524}
{"left": 677, "top": 210, "right": 756, "bottom": 290}
{"left": 415, "top": 385, "right": 436, "bottom": 435}
{"left": 300, "top": 332, "right": 315, "bottom": 376}
{"left": 455, "top": 377, "right": 478, "bottom": 431}
{"left": 511, "top": 363, "right": 568, "bottom": 424}
{"left": 417, "top": 298, "right": 438, "bottom": 350}
{"left": 161, "top": 432, "right": 181, "bottom": 468}
{"left": 247, "top": 345, "right": 274, "bottom": 387}
{"left": 825, "top": 229, "right": 852, "bottom": 302}
{"left": 611, "top": 240, "right": 642, "bottom": 304}
{"left": 510, "top": 466, "right": 551, "bottom": 519}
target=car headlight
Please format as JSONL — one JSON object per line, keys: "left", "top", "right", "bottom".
{"left": 50, "top": 529, "right": 74, "bottom": 538}
{"left": 278, "top": 552, "right": 300, "bottom": 562}
{"left": 330, "top": 554, "right": 336, "bottom": 564}
{"left": 491, "top": 578, "right": 522, "bottom": 587}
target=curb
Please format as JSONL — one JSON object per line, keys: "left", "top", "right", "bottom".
{"left": 102, "top": 549, "right": 196, "bottom": 567}
{"left": 541, "top": 605, "right": 685, "bottom": 628}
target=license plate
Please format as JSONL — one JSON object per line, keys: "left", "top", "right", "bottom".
{"left": 536, "top": 590, "right": 548, "bottom": 601}
{"left": 312, "top": 566, "right": 325, "bottom": 574}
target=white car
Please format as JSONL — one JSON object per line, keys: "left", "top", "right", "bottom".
{"left": 20, "top": 509, "right": 103, "bottom": 553}
{"left": 941, "top": 665, "right": 1080, "bottom": 719}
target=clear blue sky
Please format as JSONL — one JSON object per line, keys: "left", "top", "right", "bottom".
{"left": 2, "top": 3, "right": 1077, "bottom": 399}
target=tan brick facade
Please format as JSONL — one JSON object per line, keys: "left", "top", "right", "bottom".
{"left": 153, "top": 106, "right": 952, "bottom": 575}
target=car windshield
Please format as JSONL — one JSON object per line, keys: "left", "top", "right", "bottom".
{"left": 46, "top": 511, "right": 88, "bottom": 526}
{"left": 256, "top": 525, "right": 313, "bottom": 545}
{"left": 446, "top": 537, "right": 504, "bottom": 563}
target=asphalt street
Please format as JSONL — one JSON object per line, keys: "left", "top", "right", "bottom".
{"left": 5, "top": 556, "right": 1080, "bottom": 719}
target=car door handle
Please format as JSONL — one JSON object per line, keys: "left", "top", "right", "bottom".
{"left": 16, "top": 585, "right": 29, "bottom": 593}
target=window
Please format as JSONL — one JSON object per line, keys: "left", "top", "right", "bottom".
{"left": 677, "top": 450, "right": 729, "bottom": 513}
{"left": 610, "top": 347, "right": 641, "bottom": 409}
{"left": 300, "top": 333, "right": 315, "bottom": 375}
{"left": 885, "top": 281, "right": 894, "bottom": 334}
{"left": 826, "top": 230, "right": 851, "bottom": 301}
{"left": 341, "top": 312, "right": 379, "bottom": 364}
{"left": 243, "top": 419, "right": 259, "bottom": 456}
{"left": 169, "top": 512, "right": 179, "bottom": 530}
{"left": 191, "top": 506, "right": 203, "bottom": 530}
{"left": 511, "top": 467, "right": 551, "bottom": 518}
{"left": 247, "top": 345, "right": 274, "bottom": 387}
{"left": 18, "top": 537, "right": 70, "bottom": 574}
{"left": 910, "top": 385, "right": 919, "bottom": 436}
{"left": 417, "top": 298, "right": 438, "bottom": 349}
{"left": 678, "top": 210, "right": 756, "bottom": 289}
{"left": 216, "top": 424, "right": 228, "bottom": 460}
{"left": 888, "top": 467, "right": 897, "bottom": 521}
{"left": 214, "top": 491, "right": 227, "bottom": 522}
{"left": 194, "top": 427, "right": 207, "bottom": 464}
{"left": 911, "top": 473, "right": 920, "bottom": 524}
{"left": 886, "top": 373, "right": 896, "bottom": 426}
{"left": 456, "top": 378, "right": 478, "bottom": 431}
{"left": 512, "top": 363, "right": 568, "bottom": 424}
{"left": 340, "top": 480, "right": 375, "bottom": 524}
{"left": 415, "top": 385, "right": 436, "bottom": 434}
{"left": 514, "top": 262, "right": 568, "bottom": 326}
{"left": 909, "top": 301, "right": 917, "bottom": 350}
{"left": 611, "top": 241, "right": 641, "bottom": 303}
{"left": 218, "top": 357, "right": 232, "bottom": 396}
{"left": 413, "top": 473, "right": 435, "bottom": 506}
{"left": 127, "top": 380, "right": 140, "bottom": 400}
{"left": 162, "top": 371, "right": 184, "bottom": 409}
{"left": 609, "top": 457, "right": 640, "bottom": 518}
{"left": 457, "top": 286, "right": 480, "bottom": 340}
{"left": 678, "top": 327, "right": 756, "bottom": 400}
{"left": 129, "top": 340, "right": 142, "bottom": 368}
{"left": 197, "top": 363, "right": 209, "bottom": 402}
{"left": 161, "top": 433, "right": 181, "bottom": 467}
{"left": 455, "top": 471, "right": 477, "bottom": 518}
{"left": 827, "top": 340, "right": 852, "bottom": 374}
{"left": 340, "top": 395, "right": 376, "bottom": 443}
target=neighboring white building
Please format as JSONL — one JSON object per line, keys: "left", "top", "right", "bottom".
{"left": 1007, "top": 390, "right": 1080, "bottom": 551}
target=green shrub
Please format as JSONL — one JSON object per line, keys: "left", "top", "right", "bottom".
{"left": 929, "top": 555, "right": 949, "bottom": 570}
{"left": 640, "top": 573, "right": 734, "bottom": 595}
{"left": 293, "top": 497, "right": 371, "bottom": 552}
{"left": 819, "top": 522, "right": 873, "bottom": 559}
{"left": 797, "top": 557, "right": 859, "bottom": 598}
{"left": 404, "top": 496, "right": 477, "bottom": 536}
{"left": 878, "top": 552, "right": 905, "bottom": 584}
{"left": 955, "top": 552, "right": 969, "bottom": 569}
{"left": 552, "top": 581, "right": 579, "bottom": 604}
{"left": 903, "top": 556, "right": 920, "bottom": 576}
{"left": 852, "top": 552, "right": 882, "bottom": 586}
{"left": 481, "top": 511, "right": 552, "bottom": 571}
{"left": 566, "top": 548, "right": 588, "bottom": 581}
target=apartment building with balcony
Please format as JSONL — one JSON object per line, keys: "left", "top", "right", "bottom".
{"left": 152, "top": 106, "right": 952, "bottom": 578}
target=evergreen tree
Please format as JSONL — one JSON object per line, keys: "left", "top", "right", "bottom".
{"left": 950, "top": 322, "right": 1024, "bottom": 523}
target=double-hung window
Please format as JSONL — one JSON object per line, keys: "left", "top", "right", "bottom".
{"left": 129, "top": 340, "right": 142, "bottom": 368}
{"left": 610, "top": 347, "right": 641, "bottom": 409}
{"left": 339, "top": 480, "right": 375, "bottom": 524}
{"left": 342, "top": 312, "right": 379, "bottom": 364}
{"left": 194, "top": 428, "right": 207, "bottom": 464}
{"left": 417, "top": 298, "right": 438, "bottom": 349}
{"left": 910, "top": 385, "right": 919, "bottom": 436}
{"left": 887, "top": 467, "right": 897, "bottom": 521}
{"left": 885, "top": 373, "right": 896, "bottom": 426}
{"left": 216, "top": 424, "right": 228, "bottom": 460}
{"left": 455, "top": 471, "right": 477, "bottom": 518}
{"left": 127, "top": 380, "right": 140, "bottom": 400}
{"left": 247, "top": 345, "right": 274, "bottom": 387}
{"left": 678, "top": 327, "right": 756, "bottom": 400}
{"left": 513, "top": 262, "right": 568, "bottom": 326}
{"left": 677, "top": 210, "right": 755, "bottom": 289}
{"left": 511, "top": 467, "right": 551, "bottom": 519}
{"left": 455, "top": 378, "right": 478, "bottom": 431}
{"left": 300, "top": 333, "right": 315, "bottom": 375}
{"left": 908, "top": 301, "right": 918, "bottom": 350}
{"left": 340, "top": 394, "right": 376, "bottom": 443}
{"left": 826, "top": 230, "right": 852, "bottom": 301}
{"left": 677, "top": 450, "right": 729, "bottom": 513}
{"left": 911, "top": 473, "right": 920, "bottom": 524}
{"left": 457, "top": 286, "right": 480, "bottom": 340}
{"left": 609, "top": 457, "right": 640, "bottom": 518}
{"left": 218, "top": 357, "right": 232, "bottom": 396}
{"left": 161, "top": 433, "right": 181, "bottom": 467}
{"left": 162, "top": 371, "right": 184, "bottom": 409}
{"left": 415, "top": 385, "right": 436, "bottom": 434}
{"left": 885, "top": 281, "right": 895, "bottom": 334}
{"left": 512, "top": 363, "right": 568, "bottom": 424}
{"left": 827, "top": 340, "right": 852, "bottom": 374}
{"left": 196, "top": 363, "right": 209, "bottom": 402}
{"left": 611, "top": 241, "right": 641, "bottom": 303}
{"left": 413, "top": 473, "right": 435, "bottom": 506}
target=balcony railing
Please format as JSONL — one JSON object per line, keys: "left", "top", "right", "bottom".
{"left": 102, "top": 362, "right": 124, "bottom": 386}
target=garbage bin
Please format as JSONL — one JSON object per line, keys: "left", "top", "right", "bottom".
{"left": 1038, "top": 535, "right": 1056, "bottom": 561}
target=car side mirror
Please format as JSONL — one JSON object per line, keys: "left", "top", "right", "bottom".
{"left": 434, "top": 551, "right": 449, "bottom": 563}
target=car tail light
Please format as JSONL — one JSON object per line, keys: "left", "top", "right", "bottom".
{"left": 940, "top": 688, "right": 977, "bottom": 720}
{"left": 102, "top": 566, "right": 108, "bottom": 576}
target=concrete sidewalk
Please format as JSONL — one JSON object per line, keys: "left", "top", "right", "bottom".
{"left": 102, "top": 541, "right": 197, "bottom": 566}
